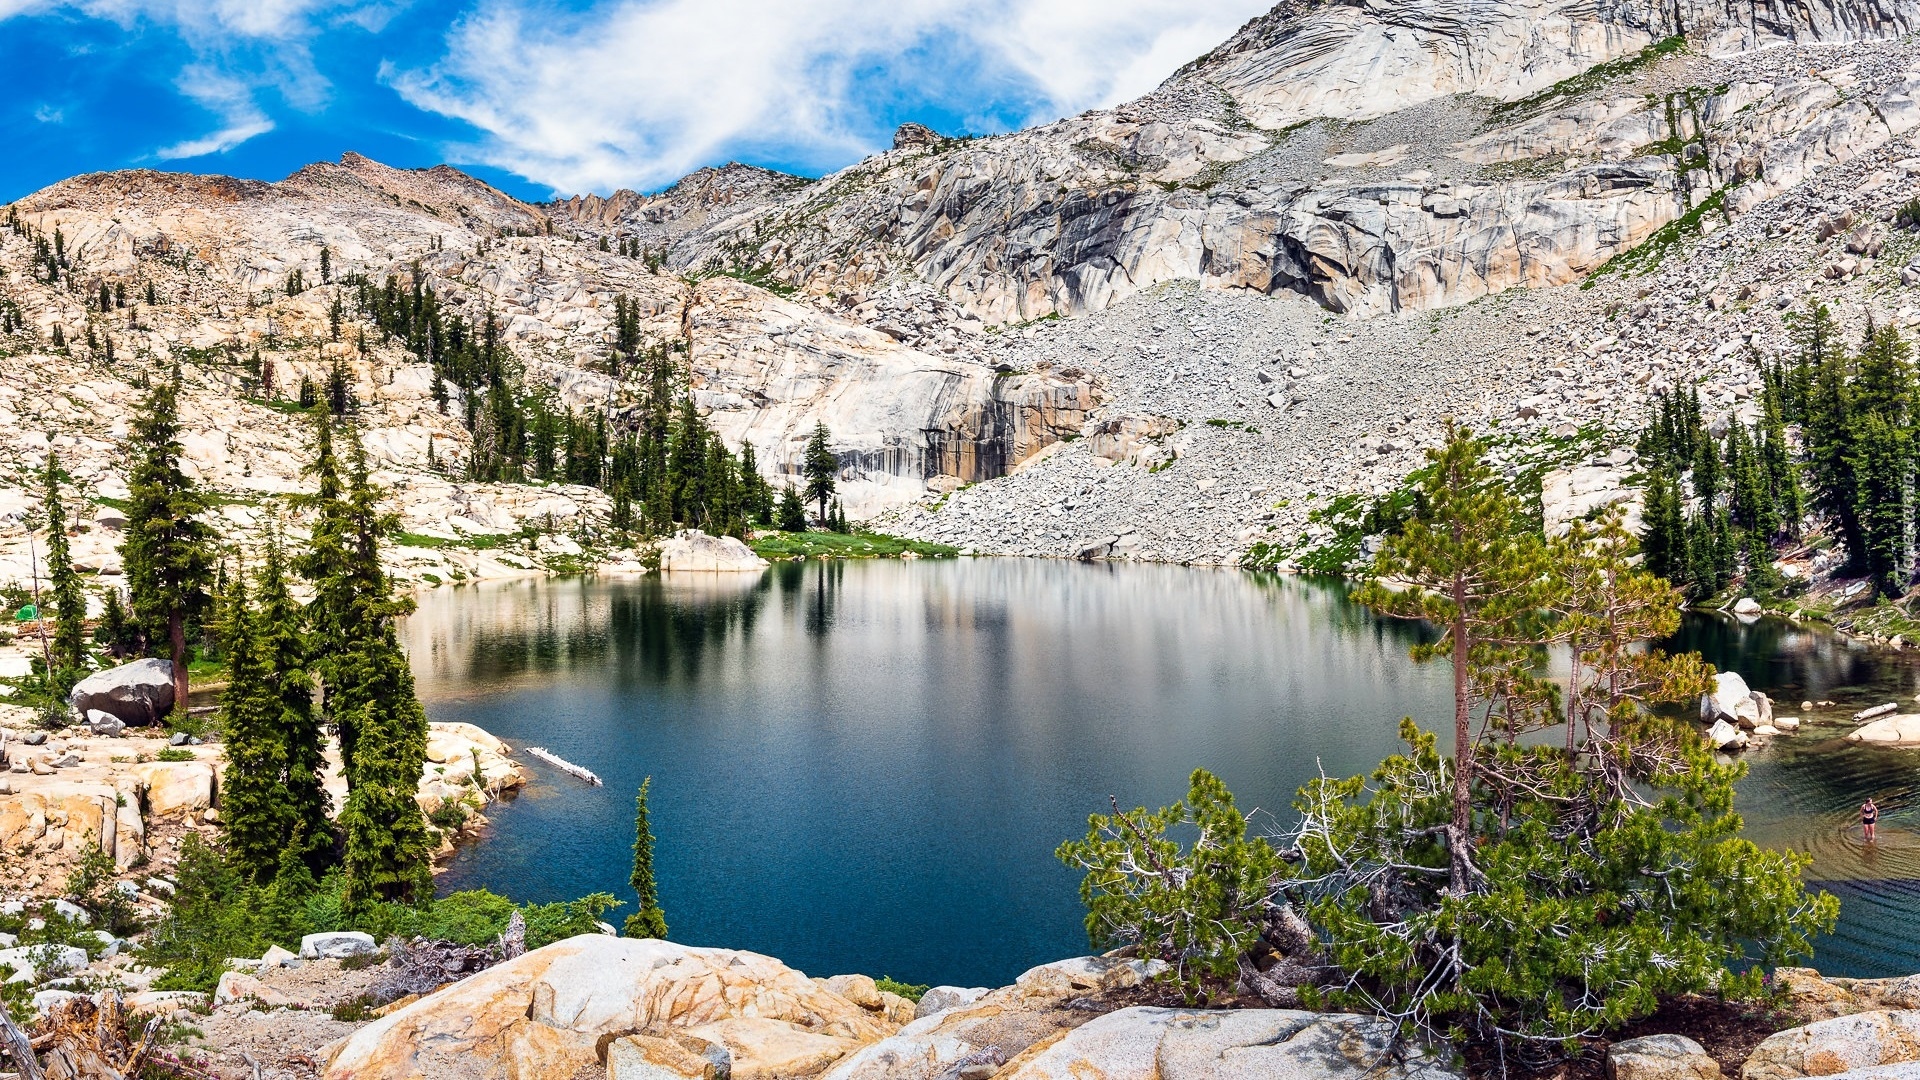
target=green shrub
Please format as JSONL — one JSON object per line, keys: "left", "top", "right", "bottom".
{"left": 522, "top": 893, "right": 621, "bottom": 949}
{"left": 156, "top": 747, "right": 196, "bottom": 762}
{"left": 144, "top": 839, "right": 618, "bottom": 989}
{"left": 66, "top": 840, "right": 142, "bottom": 937}
{"left": 1898, "top": 197, "right": 1920, "bottom": 230}
{"left": 874, "top": 977, "right": 929, "bottom": 1002}
{"left": 1057, "top": 769, "right": 1285, "bottom": 1000}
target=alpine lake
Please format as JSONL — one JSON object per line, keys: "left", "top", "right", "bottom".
{"left": 406, "top": 560, "right": 1920, "bottom": 990}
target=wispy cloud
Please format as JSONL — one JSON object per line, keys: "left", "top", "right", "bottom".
{"left": 390, "top": 0, "right": 1270, "bottom": 196}
{"left": 157, "top": 66, "right": 277, "bottom": 158}
{"left": 1, "top": 0, "right": 374, "bottom": 158}
{"left": 33, "top": 104, "right": 65, "bottom": 123}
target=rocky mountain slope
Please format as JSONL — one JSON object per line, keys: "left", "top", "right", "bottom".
{"left": 3, "top": 0, "right": 1920, "bottom": 576}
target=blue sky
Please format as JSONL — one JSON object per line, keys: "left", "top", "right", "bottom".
{"left": 0, "top": 0, "right": 1273, "bottom": 204}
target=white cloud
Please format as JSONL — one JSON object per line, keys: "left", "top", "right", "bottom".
{"left": 156, "top": 66, "right": 277, "bottom": 158}
{"left": 33, "top": 104, "right": 64, "bottom": 123}
{"left": 2, "top": 0, "right": 373, "bottom": 157}
{"left": 391, "top": 0, "right": 1272, "bottom": 196}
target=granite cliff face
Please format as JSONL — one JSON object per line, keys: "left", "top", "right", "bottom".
{"left": 570, "top": 0, "right": 1920, "bottom": 321}
{"left": 4, "top": 0, "right": 1920, "bottom": 571}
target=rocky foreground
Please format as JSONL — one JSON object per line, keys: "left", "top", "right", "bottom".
{"left": 16, "top": 931, "right": 1920, "bottom": 1080}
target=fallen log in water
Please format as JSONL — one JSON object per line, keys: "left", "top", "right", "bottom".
{"left": 525, "top": 746, "right": 602, "bottom": 785}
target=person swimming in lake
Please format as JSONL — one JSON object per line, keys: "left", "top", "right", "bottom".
{"left": 1863, "top": 797, "right": 1880, "bottom": 842}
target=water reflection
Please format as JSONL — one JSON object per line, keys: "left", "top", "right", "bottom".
{"left": 1671, "top": 612, "right": 1920, "bottom": 976}
{"left": 406, "top": 565, "right": 1920, "bottom": 985}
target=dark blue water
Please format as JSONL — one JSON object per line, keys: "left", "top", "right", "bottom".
{"left": 415, "top": 563, "right": 1450, "bottom": 987}
{"left": 410, "top": 562, "right": 1920, "bottom": 987}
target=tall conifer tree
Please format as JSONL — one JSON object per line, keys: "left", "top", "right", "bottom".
{"left": 122, "top": 374, "right": 215, "bottom": 715}
{"left": 327, "top": 434, "right": 434, "bottom": 911}
{"left": 624, "top": 777, "right": 668, "bottom": 939}
{"left": 261, "top": 522, "right": 331, "bottom": 869}
{"left": 217, "top": 568, "right": 290, "bottom": 885}
{"left": 41, "top": 452, "right": 87, "bottom": 688}
{"left": 804, "top": 423, "right": 837, "bottom": 523}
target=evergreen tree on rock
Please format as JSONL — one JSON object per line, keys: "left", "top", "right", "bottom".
{"left": 624, "top": 777, "right": 668, "bottom": 939}
{"left": 804, "top": 423, "right": 837, "bottom": 524}
{"left": 1354, "top": 424, "right": 1553, "bottom": 894}
{"left": 121, "top": 374, "right": 215, "bottom": 716}
{"left": 41, "top": 452, "right": 87, "bottom": 690}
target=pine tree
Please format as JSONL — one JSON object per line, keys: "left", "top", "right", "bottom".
{"left": 260, "top": 522, "right": 331, "bottom": 870}
{"left": 319, "top": 246, "right": 331, "bottom": 285}
{"left": 1850, "top": 413, "right": 1913, "bottom": 598}
{"left": 804, "top": 423, "right": 837, "bottom": 523}
{"left": 623, "top": 777, "right": 668, "bottom": 939}
{"left": 41, "top": 453, "right": 87, "bottom": 689}
{"left": 121, "top": 374, "right": 215, "bottom": 716}
{"left": 217, "top": 568, "right": 291, "bottom": 885}
{"left": 1641, "top": 466, "right": 1688, "bottom": 586}
{"left": 96, "top": 590, "right": 138, "bottom": 659}
{"left": 1355, "top": 425, "right": 1553, "bottom": 893}
{"left": 777, "top": 485, "right": 807, "bottom": 532}
{"left": 260, "top": 837, "right": 318, "bottom": 947}
{"left": 323, "top": 434, "right": 434, "bottom": 911}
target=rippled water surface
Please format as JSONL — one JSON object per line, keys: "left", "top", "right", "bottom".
{"left": 409, "top": 562, "right": 1920, "bottom": 986}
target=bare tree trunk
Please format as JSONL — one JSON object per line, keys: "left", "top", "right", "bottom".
{"left": 1, "top": 1005, "right": 43, "bottom": 1080}
{"left": 36, "top": 992, "right": 157, "bottom": 1080}
{"left": 1450, "top": 577, "right": 1472, "bottom": 897}
{"left": 169, "top": 611, "right": 188, "bottom": 718}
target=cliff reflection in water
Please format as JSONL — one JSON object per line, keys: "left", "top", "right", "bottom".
{"left": 402, "top": 563, "right": 1920, "bottom": 985}
{"left": 405, "top": 562, "right": 1452, "bottom": 988}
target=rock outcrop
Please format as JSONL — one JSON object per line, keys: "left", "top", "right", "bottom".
{"left": 323, "top": 935, "right": 899, "bottom": 1080}
{"left": 657, "top": 529, "right": 771, "bottom": 572}
{"left": 1745, "top": 1011, "right": 1920, "bottom": 1080}
{"left": 67, "top": 659, "right": 174, "bottom": 726}
{"left": 1609, "top": 1034, "right": 1724, "bottom": 1080}
{"left": 1847, "top": 714, "right": 1920, "bottom": 745}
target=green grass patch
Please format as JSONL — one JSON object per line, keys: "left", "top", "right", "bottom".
{"left": 1490, "top": 36, "right": 1687, "bottom": 121}
{"left": 1585, "top": 187, "right": 1729, "bottom": 284}
{"left": 244, "top": 396, "right": 320, "bottom": 416}
{"left": 749, "top": 530, "right": 961, "bottom": 559}
{"left": 157, "top": 747, "right": 196, "bottom": 762}
{"left": 394, "top": 530, "right": 517, "bottom": 551}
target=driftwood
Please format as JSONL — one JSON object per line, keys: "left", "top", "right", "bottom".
{"left": 374, "top": 911, "right": 529, "bottom": 1002}
{"left": 30, "top": 992, "right": 159, "bottom": 1080}
{"left": 525, "top": 747, "right": 601, "bottom": 785}
{"left": 2, "top": 1005, "right": 44, "bottom": 1080}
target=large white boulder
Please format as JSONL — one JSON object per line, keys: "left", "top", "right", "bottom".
{"left": 1847, "top": 715, "right": 1920, "bottom": 747}
{"left": 989, "top": 1006, "right": 1463, "bottom": 1080}
{"left": 1744, "top": 1010, "right": 1920, "bottom": 1080}
{"left": 67, "top": 658, "right": 175, "bottom": 725}
{"left": 323, "top": 935, "right": 895, "bottom": 1080}
{"left": 1707, "top": 719, "right": 1748, "bottom": 751}
{"left": 658, "top": 530, "right": 770, "bottom": 573}
{"left": 0, "top": 943, "right": 88, "bottom": 984}
{"left": 1609, "top": 1034, "right": 1722, "bottom": 1080}
{"left": 301, "top": 931, "right": 377, "bottom": 959}
{"left": 1701, "top": 671, "right": 1753, "bottom": 725}
{"left": 127, "top": 761, "right": 216, "bottom": 817}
